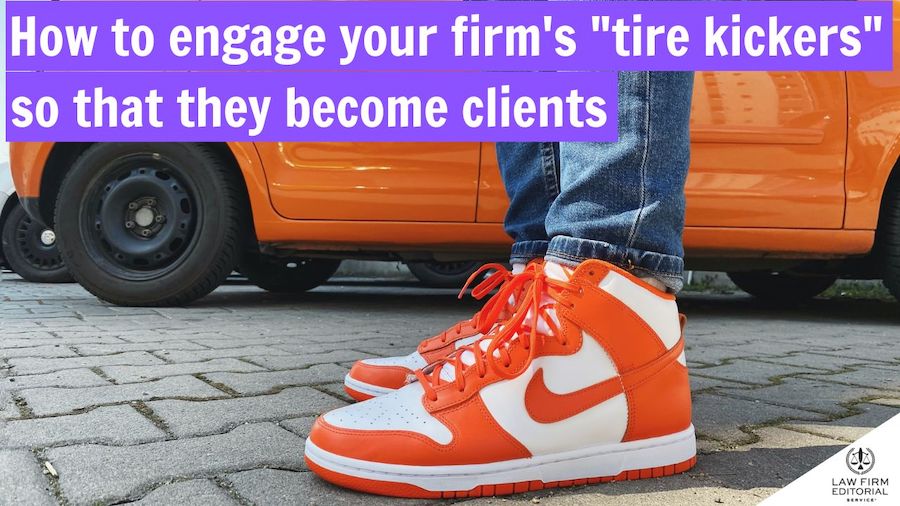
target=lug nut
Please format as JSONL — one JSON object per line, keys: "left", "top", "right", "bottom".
{"left": 128, "top": 203, "right": 138, "bottom": 211}
{"left": 125, "top": 221, "right": 135, "bottom": 229}
{"left": 154, "top": 215, "right": 166, "bottom": 224}
{"left": 140, "top": 229, "right": 151, "bottom": 237}
{"left": 147, "top": 199, "right": 157, "bottom": 207}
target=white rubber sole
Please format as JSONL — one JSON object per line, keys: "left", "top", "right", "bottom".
{"left": 343, "top": 374, "right": 396, "bottom": 399}
{"left": 305, "top": 424, "right": 696, "bottom": 492}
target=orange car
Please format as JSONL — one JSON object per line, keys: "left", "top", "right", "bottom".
{"left": 10, "top": 67, "right": 900, "bottom": 306}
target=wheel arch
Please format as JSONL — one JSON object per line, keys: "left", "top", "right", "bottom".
{"left": 1, "top": 191, "right": 20, "bottom": 227}
{"left": 0, "top": 191, "right": 20, "bottom": 266}
{"left": 36, "top": 142, "right": 264, "bottom": 235}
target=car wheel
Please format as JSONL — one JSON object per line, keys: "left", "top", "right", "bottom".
{"left": 240, "top": 254, "right": 341, "bottom": 293}
{"left": 1, "top": 203, "right": 73, "bottom": 283}
{"left": 55, "top": 143, "right": 247, "bottom": 306}
{"left": 727, "top": 271, "right": 837, "bottom": 303}
{"left": 878, "top": 179, "right": 900, "bottom": 300}
{"left": 407, "top": 261, "right": 482, "bottom": 288}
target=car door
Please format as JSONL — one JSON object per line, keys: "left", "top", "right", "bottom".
{"left": 476, "top": 71, "right": 848, "bottom": 231}
{"left": 259, "top": 142, "right": 481, "bottom": 222}
{"left": 687, "top": 71, "right": 847, "bottom": 229}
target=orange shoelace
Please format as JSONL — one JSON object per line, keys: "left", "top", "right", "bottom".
{"left": 427, "top": 263, "right": 522, "bottom": 346}
{"left": 417, "top": 263, "right": 581, "bottom": 401}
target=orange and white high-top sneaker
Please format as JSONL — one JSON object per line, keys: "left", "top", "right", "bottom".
{"left": 307, "top": 259, "right": 696, "bottom": 498}
{"left": 343, "top": 261, "right": 540, "bottom": 401}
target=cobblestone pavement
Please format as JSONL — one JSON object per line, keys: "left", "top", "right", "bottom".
{"left": 1, "top": 273, "right": 898, "bottom": 505}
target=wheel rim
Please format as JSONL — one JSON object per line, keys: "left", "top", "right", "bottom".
{"left": 14, "top": 213, "right": 65, "bottom": 271}
{"left": 82, "top": 156, "right": 199, "bottom": 281}
{"left": 425, "top": 261, "right": 480, "bottom": 276}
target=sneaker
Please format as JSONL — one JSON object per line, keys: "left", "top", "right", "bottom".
{"left": 306, "top": 259, "right": 696, "bottom": 498}
{"left": 343, "top": 261, "right": 539, "bottom": 401}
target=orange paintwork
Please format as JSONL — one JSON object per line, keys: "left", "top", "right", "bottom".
{"left": 10, "top": 38, "right": 900, "bottom": 262}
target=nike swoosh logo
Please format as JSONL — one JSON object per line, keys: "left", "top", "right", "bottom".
{"left": 525, "top": 336, "right": 685, "bottom": 424}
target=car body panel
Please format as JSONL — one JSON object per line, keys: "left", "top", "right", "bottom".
{"left": 258, "top": 142, "right": 481, "bottom": 222}
{"left": 8, "top": 142, "right": 48, "bottom": 200}
{"left": 476, "top": 72, "right": 854, "bottom": 232}
{"left": 1, "top": 152, "right": 17, "bottom": 267}
{"left": 687, "top": 71, "right": 848, "bottom": 229}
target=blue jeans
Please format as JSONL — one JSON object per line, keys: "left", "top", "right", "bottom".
{"left": 497, "top": 71, "right": 694, "bottom": 292}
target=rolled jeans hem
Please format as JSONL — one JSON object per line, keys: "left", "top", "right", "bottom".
{"left": 545, "top": 236, "right": 685, "bottom": 292}
{"left": 510, "top": 240, "right": 550, "bottom": 265}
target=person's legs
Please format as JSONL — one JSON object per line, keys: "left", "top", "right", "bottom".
{"left": 496, "top": 142, "right": 560, "bottom": 264}
{"left": 548, "top": 71, "right": 694, "bottom": 292}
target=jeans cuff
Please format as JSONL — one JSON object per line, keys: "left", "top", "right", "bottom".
{"left": 545, "top": 236, "right": 685, "bottom": 292}
{"left": 510, "top": 240, "right": 550, "bottom": 265}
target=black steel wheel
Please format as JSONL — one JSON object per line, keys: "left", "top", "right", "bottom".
{"left": 407, "top": 260, "right": 482, "bottom": 288}
{"left": 55, "top": 143, "right": 247, "bottom": 306}
{"left": 1, "top": 203, "right": 73, "bottom": 283}
{"left": 876, "top": 177, "right": 900, "bottom": 301}
{"left": 727, "top": 270, "right": 837, "bottom": 303}
{"left": 240, "top": 254, "right": 342, "bottom": 293}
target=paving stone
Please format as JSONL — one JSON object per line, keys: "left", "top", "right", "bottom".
{"left": 692, "top": 393, "right": 826, "bottom": 445}
{"left": 102, "top": 358, "right": 266, "bottom": 383}
{"left": 147, "top": 387, "right": 345, "bottom": 437}
{"left": 204, "top": 364, "right": 347, "bottom": 395}
{"left": 128, "top": 479, "right": 239, "bottom": 505}
{"left": 225, "top": 469, "right": 437, "bottom": 506}
{"left": 870, "top": 397, "right": 900, "bottom": 407}
{"left": 280, "top": 416, "right": 317, "bottom": 438}
{"left": 74, "top": 340, "right": 209, "bottom": 355}
{"left": 315, "top": 382, "right": 356, "bottom": 403}
{"left": 9, "top": 351, "right": 166, "bottom": 375}
{"left": 273, "top": 342, "right": 377, "bottom": 355}
{"left": 4, "top": 369, "right": 110, "bottom": 390}
{"left": 696, "top": 427, "right": 845, "bottom": 490}
{"left": 805, "top": 346, "right": 900, "bottom": 365}
{"left": 685, "top": 341, "right": 809, "bottom": 367}
{"left": 156, "top": 345, "right": 292, "bottom": 362}
{"left": 46, "top": 423, "right": 304, "bottom": 505}
{"left": 0, "top": 450, "right": 55, "bottom": 506}
{"left": 191, "top": 337, "right": 301, "bottom": 349}
{"left": 691, "top": 360, "right": 817, "bottom": 386}
{"left": 460, "top": 475, "right": 772, "bottom": 505}
{"left": 720, "top": 377, "right": 886, "bottom": 416}
{"left": 804, "top": 365, "right": 900, "bottom": 391}
{"left": 689, "top": 374, "right": 740, "bottom": 392}
{"left": 245, "top": 350, "right": 375, "bottom": 370}
{"left": 18, "top": 376, "right": 227, "bottom": 416}
{"left": 783, "top": 403, "right": 900, "bottom": 442}
{"left": 0, "top": 344, "right": 79, "bottom": 359}
{"left": 0, "top": 405, "right": 167, "bottom": 447}
{"left": 751, "top": 352, "right": 875, "bottom": 372}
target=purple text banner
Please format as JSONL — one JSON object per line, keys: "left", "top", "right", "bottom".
{"left": 6, "top": 1, "right": 894, "bottom": 72}
{"left": 6, "top": 71, "right": 618, "bottom": 142}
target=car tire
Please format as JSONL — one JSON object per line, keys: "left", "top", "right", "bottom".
{"left": 878, "top": 180, "right": 900, "bottom": 300}
{"left": 727, "top": 271, "right": 837, "bottom": 303}
{"left": 55, "top": 143, "right": 247, "bottom": 306}
{"left": 1, "top": 203, "right": 73, "bottom": 283}
{"left": 240, "top": 254, "right": 341, "bottom": 293}
{"left": 407, "top": 261, "right": 482, "bottom": 288}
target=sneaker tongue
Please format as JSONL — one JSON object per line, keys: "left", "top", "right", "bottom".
{"left": 543, "top": 261, "right": 573, "bottom": 282}
{"left": 439, "top": 339, "right": 490, "bottom": 382}
{"left": 436, "top": 262, "right": 569, "bottom": 383}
